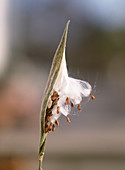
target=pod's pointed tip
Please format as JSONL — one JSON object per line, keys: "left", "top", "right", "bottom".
{"left": 63, "top": 20, "right": 70, "bottom": 41}
{"left": 65, "top": 20, "right": 70, "bottom": 34}
{"left": 67, "top": 19, "right": 70, "bottom": 25}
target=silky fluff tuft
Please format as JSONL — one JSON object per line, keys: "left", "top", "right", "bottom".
{"left": 46, "top": 50, "right": 92, "bottom": 126}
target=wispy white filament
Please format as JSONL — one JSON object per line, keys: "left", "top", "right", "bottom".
{"left": 49, "top": 50, "right": 92, "bottom": 124}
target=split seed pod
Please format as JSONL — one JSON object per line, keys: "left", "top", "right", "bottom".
{"left": 39, "top": 21, "right": 71, "bottom": 162}
{"left": 39, "top": 21, "right": 94, "bottom": 166}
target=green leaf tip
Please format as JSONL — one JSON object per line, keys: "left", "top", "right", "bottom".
{"left": 39, "top": 20, "right": 70, "bottom": 153}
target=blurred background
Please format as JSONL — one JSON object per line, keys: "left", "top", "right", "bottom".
{"left": 0, "top": 0, "right": 125, "bottom": 170}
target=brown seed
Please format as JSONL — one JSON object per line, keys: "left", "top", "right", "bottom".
{"left": 48, "top": 122, "right": 52, "bottom": 131}
{"left": 45, "top": 116, "right": 50, "bottom": 123}
{"left": 45, "top": 124, "right": 48, "bottom": 133}
{"left": 65, "top": 97, "right": 70, "bottom": 104}
{"left": 53, "top": 91, "right": 58, "bottom": 97}
{"left": 54, "top": 98, "right": 59, "bottom": 105}
{"left": 66, "top": 116, "right": 70, "bottom": 123}
{"left": 45, "top": 127, "right": 48, "bottom": 133}
{"left": 52, "top": 124, "right": 55, "bottom": 132}
{"left": 46, "top": 107, "right": 52, "bottom": 115}
{"left": 77, "top": 104, "right": 81, "bottom": 111}
{"left": 45, "top": 124, "right": 48, "bottom": 128}
{"left": 55, "top": 119, "right": 59, "bottom": 127}
{"left": 57, "top": 106, "right": 60, "bottom": 114}
{"left": 47, "top": 116, "right": 50, "bottom": 121}
{"left": 51, "top": 96, "right": 57, "bottom": 101}
{"left": 90, "top": 93, "right": 95, "bottom": 100}
{"left": 71, "top": 102, "right": 74, "bottom": 107}
{"left": 51, "top": 91, "right": 59, "bottom": 101}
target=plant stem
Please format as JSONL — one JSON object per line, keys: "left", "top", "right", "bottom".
{"left": 39, "top": 134, "right": 47, "bottom": 170}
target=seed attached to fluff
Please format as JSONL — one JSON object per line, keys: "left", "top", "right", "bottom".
{"left": 54, "top": 97, "right": 59, "bottom": 105}
{"left": 65, "top": 97, "right": 70, "bottom": 105}
{"left": 90, "top": 93, "right": 95, "bottom": 100}
{"left": 77, "top": 104, "right": 81, "bottom": 111}
{"left": 53, "top": 91, "right": 59, "bottom": 97}
{"left": 57, "top": 106, "right": 60, "bottom": 114}
{"left": 46, "top": 116, "right": 50, "bottom": 122}
{"left": 48, "top": 116, "right": 50, "bottom": 121}
{"left": 48, "top": 122, "right": 52, "bottom": 131}
{"left": 55, "top": 119, "right": 59, "bottom": 127}
{"left": 51, "top": 96, "right": 56, "bottom": 101}
{"left": 66, "top": 116, "right": 70, "bottom": 123}
{"left": 71, "top": 102, "right": 74, "bottom": 107}
{"left": 51, "top": 91, "right": 59, "bottom": 101}
{"left": 52, "top": 124, "right": 55, "bottom": 132}
{"left": 45, "top": 124, "right": 48, "bottom": 133}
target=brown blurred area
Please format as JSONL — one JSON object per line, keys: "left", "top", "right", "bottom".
{"left": 0, "top": 0, "right": 125, "bottom": 170}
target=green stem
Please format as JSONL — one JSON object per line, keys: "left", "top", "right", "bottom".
{"left": 39, "top": 134, "right": 47, "bottom": 170}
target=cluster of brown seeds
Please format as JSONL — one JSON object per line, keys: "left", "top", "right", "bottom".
{"left": 45, "top": 91, "right": 60, "bottom": 133}
{"left": 45, "top": 91, "right": 95, "bottom": 133}
{"left": 45, "top": 91, "right": 71, "bottom": 133}
{"left": 65, "top": 97, "right": 82, "bottom": 111}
